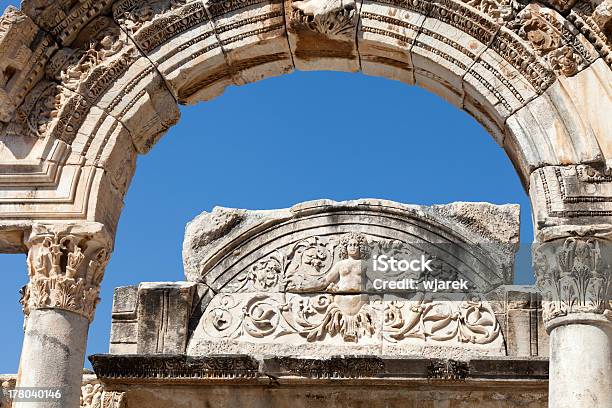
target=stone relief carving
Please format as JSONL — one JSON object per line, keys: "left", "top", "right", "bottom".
{"left": 427, "top": 359, "right": 469, "bottom": 380}
{"left": 534, "top": 237, "right": 612, "bottom": 322}
{"left": 80, "top": 382, "right": 125, "bottom": 408}
{"left": 0, "top": 377, "right": 15, "bottom": 408}
{"left": 275, "top": 356, "right": 385, "bottom": 378}
{"left": 201, "top": 292, "right": 381, "bottom": 343}
{"left": 290, "top": 0, "right": 357, "bottom": 37}
{"left": 531, "top": 165, "right": 612, "bottom": 223}
{"left": 231, "top": 232, "right": 457, "bottom": 294}
{"left": 465, "top": 0, "right": 519, "bottom": 24}
{"left": 511, "top": 4, "right": 594, "bottom": 76}
{"left": 196, "top": 232, "right": 500, "bottom": 347}
{"left": 569, "top": 0, "right": 612, "bottom": 66}
{"left": 47, "top": 19, "right": 128, "bottom": 94}
{"left": 384, "top": 293, "right": 501, "bottom": 345}
{"left": 113, "top": 0, "right": 189, "bottom": 34}
{"left": 20, "top": 228, "right": 111, "bottom": 321}
{"left": 90, "top": 355, "right": 260, "bottom": 380}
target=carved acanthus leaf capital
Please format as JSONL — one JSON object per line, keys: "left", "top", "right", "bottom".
{"left": 533, "top": 235, "right": 612, "bottom": 327}
{"left": 20, "top": 222, "right": 112, "bottom": 321}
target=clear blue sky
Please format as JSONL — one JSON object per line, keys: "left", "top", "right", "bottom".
{"left": 0, "top": 0, "right": 534, "bottom": 373}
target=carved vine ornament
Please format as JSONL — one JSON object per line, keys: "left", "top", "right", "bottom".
{"left": 20, "top": 232, "right": 110, "bottom": 321}
{"left": 200, "top": 232, "right": 500, "bottom": 345}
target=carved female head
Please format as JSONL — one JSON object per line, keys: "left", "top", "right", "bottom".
{"left": 338, "top": 232, "right": 369, "bottom": 260}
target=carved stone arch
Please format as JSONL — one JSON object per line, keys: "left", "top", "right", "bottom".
{"left": 0, "top": 0, "right": 609, "bottom": 252}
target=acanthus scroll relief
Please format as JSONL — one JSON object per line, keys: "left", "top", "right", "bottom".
{"left": 198, "top": 232, "right": 499, "bottom": 346}
{"left": 534, "top": 237, "right": 612, "bottom": 323}
{"left": 20, "top": 229, "right": 111, "bottom": 321}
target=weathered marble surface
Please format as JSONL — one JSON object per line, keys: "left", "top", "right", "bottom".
{"left": 0, "top": 0, "right": 609, "bottom": 252}
{"left": 88, "top": 354, "right": 549, "bottom": 408}
{"left": 109, "top": 200, "right": 550, "bottom": 361}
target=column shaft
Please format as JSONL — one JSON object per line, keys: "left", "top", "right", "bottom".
{"left": 15, "top": 309, "right": 89, "bottom": 408}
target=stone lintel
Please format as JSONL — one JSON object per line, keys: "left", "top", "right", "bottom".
{"left": 89, "top": 354, "right": 549, "bottom": 385}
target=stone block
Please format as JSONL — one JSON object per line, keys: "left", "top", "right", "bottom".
{"left": 136, "top": 282, "right": 198, "bottom": 354}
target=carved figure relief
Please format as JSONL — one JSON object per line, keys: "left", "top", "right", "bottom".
{"left": 290, "top": 0, "right": 357, "bottom": 37}
{"left": 45, "top": 17, "right": 128, "bottom": 96}
{"left": 195, "top": 232, "right": 500, "bottom": 348}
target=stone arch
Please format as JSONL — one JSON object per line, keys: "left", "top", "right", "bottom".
{"left": 0, "top": 0, "right": 609, "bottom": 253}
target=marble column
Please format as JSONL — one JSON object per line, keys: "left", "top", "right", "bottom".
{"left": 534, "top": 232, "right": 612, "bottom": 408}
{"left": 14, "top": 223, "right": 111, "bottom": 408}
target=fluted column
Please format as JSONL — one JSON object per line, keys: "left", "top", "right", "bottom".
{"left": 533, "top": 228, "right": 612, "bottom": 408}
{"left": 15, "top": 222, "right": 111, "bottom": 408}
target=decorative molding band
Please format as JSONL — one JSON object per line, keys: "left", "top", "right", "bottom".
{"left": 90, "top": 354, "right": 549, "bottom": 383}
{"left": 90, "top": 355, "right": 260, "bottom": 381}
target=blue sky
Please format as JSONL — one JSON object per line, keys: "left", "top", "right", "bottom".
{"left": 0, "top": 0, "right": 534, "bottom": 373}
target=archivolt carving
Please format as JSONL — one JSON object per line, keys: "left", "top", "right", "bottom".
{"left": 510, "top": 4, "right": 596, "bottom": 76}
{"left": 113, "top": 0, "right": 190, "bottom": 34}
{"left": 0, "top": 0, "right": 609, "bottom": 253}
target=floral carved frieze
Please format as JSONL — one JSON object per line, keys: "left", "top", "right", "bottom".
{"left": 199, "top": 292, "right": 383, "bottom": 343}
{"left": 384, "top": 293, "right": 501, "bottom": 345}
{"left": 193, "top": 291, "right": 503, "bottom": 350}
{"left": 190, "top": 226, "right": 506, "bottom": 354}
{"left": 20, "top": 224, "right": 111, "bottom": 321}
{"left": 534, "top": 236, "right": 612, "bottom": 324}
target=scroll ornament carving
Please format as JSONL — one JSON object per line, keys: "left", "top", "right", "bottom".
{"left": 20, "top": 232, "right": 110, "bottom": 321}
{"left": 205, "top": 292, "right": 379, "bottom": 343}
{"left": 202, "top": 232, "right": 496, "bottom": 345}
{"left": 290, "top": 0, "right": 357, "bottom": 37}
{"left": 534, "top": 237, "right": 612, "bottom": 323}
{"left": 384, "top": 293, "right": 501, "bottom": 344}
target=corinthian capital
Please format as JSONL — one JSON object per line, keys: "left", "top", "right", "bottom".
{"left": 20, "top": 222, "right": 112, "bottom": 321}
{"left": 533, "top": 228, "right": 612, "bottom": 329}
